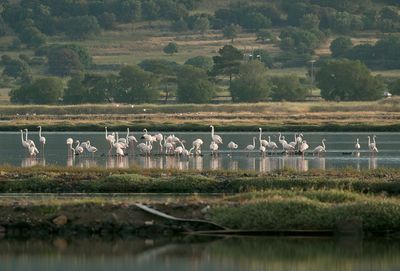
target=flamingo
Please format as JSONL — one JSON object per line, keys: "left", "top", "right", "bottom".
{"left": 368, "top": 136, "right": 378, "bottom": 153}
{"left": 66, "top": 138, "right": 74, "bottom": 156}
{"left": 258, "top": 128, "right": 268, "bottom": 147}
{"left": 24, "top": 129, "right": 35, "bottom": 147}
{"left": 192, "top": 139, "right": 204, "bottom": 155}
{"left": 74, "top": 140, "right": 84, "bottom": 155}
{"left": 282, "top": 141, "right": 295, "bottom": 154}
{"left": 355, "top": 138, "right": 360, "bottom": 150}
{"left": 85, "top": 141, "right": 98, "bottom": 157}
{"left": 28, "top": 144, "right": 39, "bottom": 157}
{"left": 38, "top": 126, "right": 46, "bottom": 153}
{"left": 289, "top": 133, "right": 297, "bottom": 148}
{"left": 142, "top": 129, "right": 153, "bottom": 143}
{"left": 268, "top": 136, "right": 278, "bottom": 154}
{"left": 210, "top": 125, "right": 223, "bottom": 144}
{"left": 210, "top": 141, "right": 219, "bottom": 156}
{"left": 244, "top": 137, "right": 256, "bottom": 156}
{"left": 164, "top": 139, "right": 175, "bottom": 155}
{"left": 105, "top": 127, "right": 115, "bottom": 155}
{"left": 299, "top": 140, "right": 309, "bottom": 156}
{"left": 154, "top": 133, "right": 164, "bottom": 152}
{"left": 20, "top": 130, "right": 31, "bottom": 152}
{"left": 227, "top": 141, "right": 238, "bottom": 155}
{"left": 259, "top": 139, "right": 266, "bottom": 157}
{"left": 313, "top": 139, "right": 326, "bottom": 156}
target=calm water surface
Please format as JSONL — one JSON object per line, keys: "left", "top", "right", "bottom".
{"left": 4, "top": 131, "right": 400, "bottom": 171}
{"left": 0, "top": 237, "right": 399, "bottom": 271}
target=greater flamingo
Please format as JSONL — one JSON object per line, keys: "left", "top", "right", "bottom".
{"left": 210, "top": 125, "right": 223, "bottom": 144}
{"left": 313, "top": 139, "right": 326, "bottom": 156}
{"left": 227, "top": 141, "right": 238, "bottom": 155}
{"left": 210, "top": 141, "right": 219, "bottom": 156}
{"left": 258, "top": 128, "right": 268, "bottom": 147}
{"left": 38, "top": 126, "right": 46, "bottom": 153}
{"left": 299, "top": 140, "right": 309, "bottom": 156}
{"left": 368, "top": 136, "right": 378, "bottom": 154}
{"left": 244, "top": 137, "right": 256, "bottom": 156}
{"left": 355, "top": 138, "right": 360, "bottom": 150}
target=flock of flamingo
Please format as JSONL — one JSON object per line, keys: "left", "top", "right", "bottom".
{"left": 19, "top": 125, "right": 379, "bottom": 158}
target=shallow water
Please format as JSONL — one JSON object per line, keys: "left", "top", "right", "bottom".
{"left": 0, "top": 237, "right": 399, "bottom": 271}
{"left": 5, "top": 131, "right": 400, "bottom": 171}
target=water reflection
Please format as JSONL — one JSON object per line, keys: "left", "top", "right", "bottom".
{"left": 8, "top": 131, "right": 400, "bottom": 172}
{"left": 0, "top": 237, "right": 399, "bottom": 271}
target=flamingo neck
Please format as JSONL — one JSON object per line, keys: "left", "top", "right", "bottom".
{"left": 211, "top": 126, "right": 214, "bottom": 137}
{"left": 253, "top": 137, "right": 256, "bottom": 147}
{"left": 25, "top": 130, "right": 28, "bottom": 141}
{"left": 39, "top": 127, "right": 42, "bottom": 137}
{"left": 322, "top": 141, "right": 325, "bottom": 149}
{"left": 368, "top": 137, "right": 371, "bottom": 146}
{"left": 21, "top": 131, "right": 24, "bottom": 143}
{"left": 105, "top": 127, "right": 108, "bottom": 138}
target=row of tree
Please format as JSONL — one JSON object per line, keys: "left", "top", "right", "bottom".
{"left": 10, "top": 56, "right": 389, "bottom": 105}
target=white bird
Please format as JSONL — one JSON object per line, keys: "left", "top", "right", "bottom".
{"left": 192, "top": 139, "right": 204, "bottom": 155}
{"left": 164, "top": 139, "right": 175, "bottom": 155}
{"left": 85, "top": 141, "right": 98, "bottom": 157}
{"left": 66, "top": 138, "right": 74, "bottom": 156}
{"left": 28, "top": 144, "right": 39, "bottom": 157}
{"left": 313, "top": 139, "right": 327, "bottom": 156}
{"left": 259, "top": 139, "right": 266, "bottom": 156}
{"left": 244, "top": 137, "right": 256, "bottom": 156}
{"left": 38, "top": 126, "right": 46, "bottom": 153}
{"left": 299, "top": 140, "right": 309, "bottom": 156}
{"left": 268, "top": 136, "right": 278, "bottom": 154}
{"left": 210, "top": 125, "right": 223, "bottom": 144}
{"left": 355, "top": 138, "right": 360, "bottom": 150}
{"left": 289, "top": 133, "right": 297, "bottom": 148}
{"left": 296, "top": 133, "right": 303, "bottom": 144}
{"left": 127, "top": 128, "right": 138, "bottom": 144}
{"left": 258, "top": 128, "right": 269, "bottom": 147}
{"left": 210, "top": 141, "right": 219, "bottom": 156}
{"left": 278, "top": 133, "right": 287, "bottom": 145}
{"left": 105, "top": 127, "right": 115, "bottom": 155}
{"left": 154, "top": 133, "right": 164, "bottom": 152}
{"left": 368, "top": 135, "right": 378, "bottom": 153}
{"left": 142, "top": 129, "right": 153, "bottom": 143}
{"left": 74, "top": 140, "right": 84, "bottom": 155}
{"left": 20, "top": 130, "right": 31, "bottom": 152}
{"left": 282, "top": 141, "right": 295, "bottom": 154}
{"left": 24, "top": 129, "right": 35, "bottom": 147}
{"left": 227, "top": 141, "right": 238, "bottom": 155}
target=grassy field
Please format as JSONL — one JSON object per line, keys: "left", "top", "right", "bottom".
{"left": 0, "top": 166, "right": 400, "bottom": 236}
{"left": 0, "top": 99, "right": 399, "bottom": 131}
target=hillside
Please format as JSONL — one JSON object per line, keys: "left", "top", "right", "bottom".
{"left": 0, "top": 0, "right": 400, "bottom": 104}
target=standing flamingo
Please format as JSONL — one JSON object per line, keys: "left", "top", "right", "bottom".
{"left": 299, "top": 140, "right": 309, "bottom": 156}
{"left": 38, "top": 126, "right": 46, "bottom": 153}
{"left": 20, "top": 130, "right": 31, "bottom": 152}
{"left": 268, "top": 136, "right": 278, "bottom": 155}
{"left": 355, "top": 138, "right": 360, "bottom": 150}
{"left": 368, "top": 136, "right": 378, "bottom": 154}
{"left": 244, "top": 137, "right": 256, "bottom": 156}
{"left": 210, "top": 125, "right": 223, "bottom": 144}
{"left": 66, "top": 138, "right": 74, "bottom": 156}
{"left": 258, "top": 128, "right": 268, "bottom": 147}
{"left": 105, "top": 127, "right": 115, "bottom": 155}
{"left": 313, "top": 139, "right": 326, "bottom": 156}
{"left": 227, "top": 141, "right": 238, "bottom": 156}
{"left": 210, "top": 141, "right": 219, "bottom": 156}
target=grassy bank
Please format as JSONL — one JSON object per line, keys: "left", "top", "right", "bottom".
{"left": 0, "top": 166, "right": 399, "bottom": 194}
{"left": 1, "top": 167, "right": 400, "bottom": 237}
{"left": 2, "top": 99, "right": 400, "bottom": 131}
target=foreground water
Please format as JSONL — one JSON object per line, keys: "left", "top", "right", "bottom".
{"left": 3, "top": 131, "right": 400, "bottom": 171}
{"left": 0, "top": 237, "right": 399, "bottom": 271}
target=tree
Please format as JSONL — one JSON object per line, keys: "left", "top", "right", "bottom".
{"left": 185, "top": 56, "right": 213, "bottom": 71}
{"left": 163, "top": 42, "right": 178, "bottom": 55}
{"left": 63, "top": 16, "right": 101, "bottom": 40}
{"left": 170, "top": 18, "right": 189, "bottom": 32}
{"left": 230, "top": 61, "right": 271, "bottom": 102}
{"left": 3, "top": 59, "right": 30, "bottom": 78}
{"left": 177, "top": 65, "right": 215, "bottom": 103}
{"left": 241, "top": 12, "right": 271, "bottom": 30}
{"left": 316, "top": 59, "right": 386, "bottom": 101}
{"left": 330, "top": 36, "right": 353, "bottom": 57}
{"left": 10, "top": 77, "right": 63, "bottom": 104}
{"left": 222, "top": 24, "right": 242, "bottom": 43}
{"left": 193, "top": 17, "right": 210, "bottom": 35}
{"left": 115, "top": 65, "right": 159, "bottom": 103}
{"left": 63, "top": 74, "right": 87, "bottom": 104}
{"left": 270, "top": 75, "right": 307, "bottom": 101}
{"left": 388, "top": 79, "right": 400, "bottom": 95}
{"left": 98, "top": 12, "right": 117, "bottom": 30}
{"left": 212, "top": 45, "right": 243, "bottom": 85}
{"left": 279, "top": 27, "right": 320, "bottom": 54}
{"left": 48, "top": 48, "right": 83, "bottom": 76}
{"left": 256, "top": 29, "right": 277, "bottom": 44}
{"left": 19, "top": 26, "right": 47, "bottom": 48}
{"left": 300, "top": 14, "right": 320, "bottom": 30}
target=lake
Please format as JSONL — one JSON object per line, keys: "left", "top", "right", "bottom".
{"left": 5, "top": 131, "right": 400, "bottom": 171}
{"left": 0, "top": 236, "right": 399, "bottom": 271}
